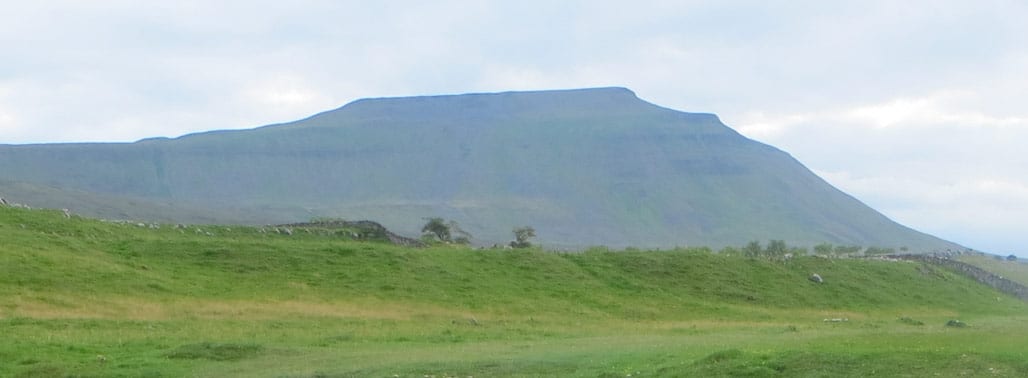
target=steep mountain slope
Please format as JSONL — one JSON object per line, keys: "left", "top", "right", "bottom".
{"left": 0, "top": 87, "right": 960, "bottom": 250}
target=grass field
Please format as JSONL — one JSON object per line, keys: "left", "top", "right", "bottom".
{"left": 2, "top": 206, "right": 1027, "bottom": 377}
{"left": 958, "top": 254, "right": 1028, "bottom": 287}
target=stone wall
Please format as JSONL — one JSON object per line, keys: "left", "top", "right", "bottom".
{"left": 278, "top": 220, "right": 425, "bottom": 248}
{"left": 890, "top": 254, "right": 1028, "bottom": 302}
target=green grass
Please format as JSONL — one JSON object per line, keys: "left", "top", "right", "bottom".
{"left": 958, "top": 254, "right": 1028, "bottom": 286}
{"left": 165, "top": 342, "right": 264, "bottom": 361}
{"left": 1, "top": 206, "right": 1027, "bottom": 377}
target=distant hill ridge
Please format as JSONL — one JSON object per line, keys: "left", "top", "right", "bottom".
{"left": 0, "top": 87, "right": 962, "bottom": 251}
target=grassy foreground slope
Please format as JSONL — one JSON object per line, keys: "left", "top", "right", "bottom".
{"left": 1, "top": 207, "right": 1026, "bottom": 377}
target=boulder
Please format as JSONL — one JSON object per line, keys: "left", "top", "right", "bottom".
{"left": 945, "top": 319, "right": 967, "bottom": 328}
{"left": 809, "top": 273, "right": 824, "bottom": 284}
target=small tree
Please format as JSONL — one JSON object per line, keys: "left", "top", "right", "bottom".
{"left": 421, "top": 217, "right": 451, "bottom": 242}
{"left": 765, "top": 240, "right": 788, "bottom": 259}
{"left": 510, "top": 226, "right": 536, "bottom": 248}
{"left": 743, "top": 241, "right": 762, "bottom": 258}
{"left": 447, "top": 220, "right": 472, "bottom": 245}
{"left": 1007, "top": 254, "right": 1019, "bottom": 262}
{"left": 814, "top": 243, "right": 834, "bottom": 256}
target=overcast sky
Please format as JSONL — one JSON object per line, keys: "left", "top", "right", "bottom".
{"left": 2, "top": 1, "right": 1026, "bottom": 255}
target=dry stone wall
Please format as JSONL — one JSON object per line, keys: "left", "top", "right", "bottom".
{"left": 891, "top": 254, "right": 1028, "bottom": 302}
{"left": 278, "top": 220, "right": 425, "bottom": 248}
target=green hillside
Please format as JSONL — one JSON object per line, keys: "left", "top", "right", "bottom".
{"left": 0, "top": 179, "right": 285, "bottom": 225}
{"left": 2, "top": 206, "right": 1026, "bottom": 377}
{"left": 0, "top": 87, "right": 959, "bottom": 251}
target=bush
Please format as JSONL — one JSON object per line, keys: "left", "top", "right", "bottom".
{"left": 510, "top": 226, "right": 535, "bottom": 248}
{"left": 765, "top": 240, "right": 788, "bottom": 259}
{"left": 421, "top": 217, "right": 451, "bottom": 242}
{"left": 420, "top": 218, "right": 472, "bottom": 244}
{"left": 743, "top": 241, "right": 762, "bottom": 258}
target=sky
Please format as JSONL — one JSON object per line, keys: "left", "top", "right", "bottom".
{"left": 1, "top": 1, "right": 1026, "bottom": 255}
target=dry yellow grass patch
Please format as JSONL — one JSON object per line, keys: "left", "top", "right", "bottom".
{"left": 2, "top": 294, "right": 478, "bottom": 321}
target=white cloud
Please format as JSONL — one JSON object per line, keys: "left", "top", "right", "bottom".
{"left": 735, "top": 91, "right": 1028, "bottom": 139}
{"left": 734, "top": 112, "right": 814, "bottom": 139}
{"left": 235, "top": 75, "right": 333, "bottom": 121}
{"left": 0, "top": 87, "right": 16, "bottom": 133}
{"left": 733, "top": 91, "right": 1028, "bottom": 254}
{"left": 843, "top": 91, "right": 1028, "bottom": 130}
{"left": 821, "top": 170, "right": 1028, "bottom": 255}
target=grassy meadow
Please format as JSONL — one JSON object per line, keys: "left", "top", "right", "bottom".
{"left": 2, "top": 206, "right": 1027, "bottom": 377}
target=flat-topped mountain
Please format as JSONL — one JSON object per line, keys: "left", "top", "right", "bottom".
{"left": 0, "top": 87, "right": 960, "bottom": 250}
